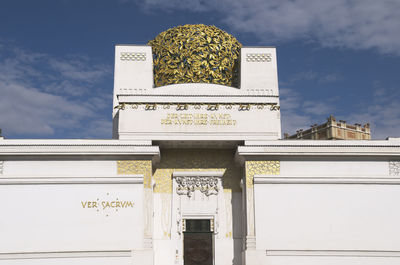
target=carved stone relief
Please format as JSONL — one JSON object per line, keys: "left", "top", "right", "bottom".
{"left": 176, "top": 176, "right": 219, "bottom": 197}
{"left": 389, "top": 161, "right": 400, "bottom": 176}
{"left": 224, "top": 192, "right": 233, "bottom": 238}
{"left": 161, "top": 193, "right": 171, "bottom": 239}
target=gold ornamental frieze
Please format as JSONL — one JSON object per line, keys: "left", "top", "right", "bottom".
{"left": 117, "top": 160, "right": 152, "bottom": 188}
{"left": 245, "top": 161, "right": 280, "bottom": 188}
{"left": 115, "top": 103, "right": 280, "bottom": 111}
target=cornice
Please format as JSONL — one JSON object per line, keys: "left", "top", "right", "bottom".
{"left": 237, "top": 139, "right": 400, "bottom": 157}
{"left": 0, "top": 176, "right": 144, "bottom": 185}
{"left": 172, "top": 171, "right": 224, "bottom": 177}
{"left": 117, "top": 95, "right": 280, "bottom": 104}
{"left": 118, "top": 94, "right": 280, "bottom": 97}
{"left": 254, "top": 176, "right": 400, "bottom": 185}
{"left": 0, "top": 140, "right": 160, "bottom": 156}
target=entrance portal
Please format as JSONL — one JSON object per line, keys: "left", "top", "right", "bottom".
{"left": 183, "top": 219, "right": 213, "bottom": 265}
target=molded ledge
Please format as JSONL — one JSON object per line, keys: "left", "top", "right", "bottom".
{"left": 0, "top": 176, "right": 143, "bottom": 185}
{"left": 254, "top": 176, "right": 400, "bottom": 185}
{"left": 172, "top": 171, "right": 224, "bottom": 177}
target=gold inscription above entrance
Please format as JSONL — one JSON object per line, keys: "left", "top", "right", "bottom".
{"left": 161, "top": 113, "right": 237, "bottom": 126}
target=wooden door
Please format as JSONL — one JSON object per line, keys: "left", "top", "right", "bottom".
{"left": 183, "top": 219, "right": 213, "bottom": 265}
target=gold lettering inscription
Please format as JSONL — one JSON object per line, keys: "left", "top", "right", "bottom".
{"left": 81, "top": 200, "right": 135, "bottom": 210}
{"left": 161, "top": 113, "right": 237, "bottom": 126}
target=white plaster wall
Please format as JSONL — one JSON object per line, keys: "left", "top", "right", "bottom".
{"left": 240, "top": 47, "right": 279, "bottom": 95}
{"left": 118, "top": 106, "right": 281, "bottom": 141}
{"left": 0, "top": 183, "right": 143, "bottom": 253}
{"left": 0, "top": 257, "right": 133, "bottom": 265}
{"left": 119, "top": 83, "right": 275, "bottom": 96}
{"left": 113, "top": 45, "right": 153, "bottom": 111}
{"left": 264, "top": 256, "right": 400, "bottom": 265}
{"left": 254, "top": 183, "right": 400, "bottom": 251}
{"left": 231, "top": 192, "right": 243, "bottom": 240}
{"left": 154, "top": 240, "right": 176, "bottom": 265}
{"left": 280, "top": 160, "right": 389, "bottom": 177}
{"left": 3, "top": 160, "right": 117, "bottom": 177}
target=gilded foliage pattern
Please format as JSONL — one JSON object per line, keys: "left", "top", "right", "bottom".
{"left": 117, "top": 160, "right": 152, "bottom": 188}
{"left": 148, "top": 24, "right": 242, "bottom": 88}
{"left": 153, "top": 149, "right": 241, "bottom": 193}
{"left": 245, "top": 161, "right": 280, "bottom": 188}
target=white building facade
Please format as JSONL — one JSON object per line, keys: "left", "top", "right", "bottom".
{"left": 1, "top": 25, "right": 400, "bottom": 265}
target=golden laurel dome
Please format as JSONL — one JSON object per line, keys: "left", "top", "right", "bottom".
{"left": 148, "top": 24, "right": 242, "bottom": 88}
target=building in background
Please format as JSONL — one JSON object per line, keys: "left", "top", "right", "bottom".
{"left": 0, "top": 25, "right": 400, "bottom": 265}
{"left": 284, "top": 115, "right": 371, "bottom": 140}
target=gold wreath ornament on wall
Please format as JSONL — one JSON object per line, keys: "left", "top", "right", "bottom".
{"left": 148, "top": 24, "right": 242, "bottom": 88}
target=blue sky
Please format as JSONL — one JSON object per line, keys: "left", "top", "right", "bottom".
{"left": 0, "top": 0, "right": 399, "bottom": 139}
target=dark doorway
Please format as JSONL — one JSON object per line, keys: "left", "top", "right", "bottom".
{"left": 184, "top": 219, "right": 213, "bottom": 265}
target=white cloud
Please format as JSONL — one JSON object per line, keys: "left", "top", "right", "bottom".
{"left": 280, "top": 87, "right": 319, "bottom": 135}
{"left": 48, "top": 56, "right": 109, "bottom": 83}
{"left": 137, "top": 0, "right": 208, "bottom": 12}
{"left": 280, "top": 84, "right": 400, "bottom": 139}
{"left": 0, "top": 42, "right": 112, "bottom": 138}
{"left": 0, "top": 83, "right": 90, "bottom": 135}
{"left": 138, "top": 0, "right": 400, "bottom": 54}
{"left": 289, "top": 70, "right": 342, "bottom": 83}
{"left": 302, "top": 101, "right": 333, "bottom": 114}
{"left": 347, "top": 87, "right": 400, "bottom": 139}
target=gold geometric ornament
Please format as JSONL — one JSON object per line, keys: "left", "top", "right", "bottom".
{"left": 148, "top": 24, "right": 242, "bottom": 88}
{"left": 117, "top": 160, "right": 152, "bottom": 188}
{"left": 245, "top": 161, "right": 280, "bottom": 188}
